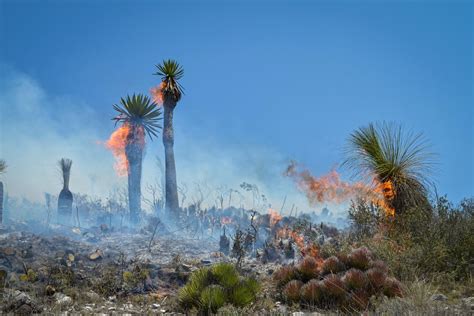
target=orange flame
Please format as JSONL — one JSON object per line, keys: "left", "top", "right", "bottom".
{"left": 150, "top": 82, "right": 166, "bottom": 105}
{"left": 268, "top": 208, "right": 282, "bottom": 226}
{"left": 277, "top": 227, "right": 304, "bottom": 250}
{"left": 105, "top": 123, "right": 145, "bottom": 177}
{"left": 286, "top": 162, "right": 396, "bottom": 216}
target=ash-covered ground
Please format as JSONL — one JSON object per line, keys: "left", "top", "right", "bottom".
{"left": 0, "top": 210, "right": 310, "bottom": 314}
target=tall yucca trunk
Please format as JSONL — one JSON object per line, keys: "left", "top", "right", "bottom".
{"left": 125, "top": 125, "right": 144, "bottom": 224}
{"left": 58, "top": 159, "right": 73, "bottom": 224}
{"left": 163, "top": 99, "right": 179, "bottom": 216}
{"left": 0, "top": 181, "right": 3, "bottom": 224}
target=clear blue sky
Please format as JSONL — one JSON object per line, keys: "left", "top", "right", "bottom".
{"left": 1, "top": 0, "right": 473, "bottom": 203}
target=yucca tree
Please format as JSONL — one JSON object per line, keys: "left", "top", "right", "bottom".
{"left": 154, "top": 60, "right": 184, "bottom": 217}
{"left": 343, "top": 123, "right": 434, "bottom": 215}
{"left": 58, "top": 158, "right": 73, "bottom": 224}
{"left": 113, "top": 94, "right": 162, "bottom": 224}
{"left": 0, "top": 160, "right": 6, "bottom": 224}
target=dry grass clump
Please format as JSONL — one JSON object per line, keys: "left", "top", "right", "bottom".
{"left": 300, "top": 279, "right": 324, "bottom": 305}
{"left": 321, "top": 256, "right": 345, "bottom": 275}
{"left": 283, "top": 280, "right": 304, "bottom": 303}
{"left": 297, "top": 256, "right": 319, "bottom": 281}
{"left": 273, "top": 247, "right": 403, "bottom": 312}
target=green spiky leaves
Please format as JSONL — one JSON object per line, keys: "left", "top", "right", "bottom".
{"left": 343, "top": 122, "right": 435, "bottom": 214}
{"left": 112, "top": 94, "right": 162, "bottom": 139}
{"left": 154, "top": 59, "right": 184, "bottom": 102}
{"left": 178, "top": 263, "right": 259, "bottom": 314}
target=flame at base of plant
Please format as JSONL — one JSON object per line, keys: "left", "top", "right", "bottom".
{"left": 105, "top": 123, "right": 145, "bottom": 177}
{"left": 285, "top": 161, "right": 396, "bottom": 217}
{"left": 268, "top": 208, "right": 282, "bottom": 226}
{"left": 150, "top": 82, "right": 166, "bottom": 105}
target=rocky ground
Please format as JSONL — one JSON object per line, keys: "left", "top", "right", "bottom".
{"left": 0, "top": 221, "right": 281, "bottom": 314}
{"left": 1, "top": 221, "right": 473, "bottom": 315}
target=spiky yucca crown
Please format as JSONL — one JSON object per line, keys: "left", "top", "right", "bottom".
{"left": 113, "top": 94, "right": 162, "bottom": 139}
{"left": 343, "top": 122, "right": 434, "bottom": 213}
{"left": 154, "top": 59, "right": 184, "bottom": 102}
{"left": 58, "top": 158, "right": 72, "bottom": 189}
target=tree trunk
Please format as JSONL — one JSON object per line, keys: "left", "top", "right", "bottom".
{"left": 0, "top": 181, "right": 3, "bottom": 224}
{"left": 163, "top": 100, "right": 179, "bottom": 216}
{"left": 58, "top": 181, "right": 73, "bottom": 225}
{"left": 126, "top": 137, "right": 143, "bottom": 225}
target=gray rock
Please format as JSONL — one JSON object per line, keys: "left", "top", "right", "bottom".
{"left": 2, "top": 289, "right": 42, "bottom": 313}
{"left": 54, "top": 292, "right": 73, "bottom": 306}
{"left": 461, "top": 297, "right": 474, "bottom": 310}
{"left": 430, "top": 293, "right": 448, "bottom": 301}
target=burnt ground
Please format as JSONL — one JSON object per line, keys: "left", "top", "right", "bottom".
{"left": 0, "top": 221, "right": 281, "bottom": 315}
{"left": 1, "top": 219, "right": 472, "bottom": 315}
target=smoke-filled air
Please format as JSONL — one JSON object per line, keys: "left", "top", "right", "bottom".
{"left": 0, "top": 1, "right": 472, "bottom": 315}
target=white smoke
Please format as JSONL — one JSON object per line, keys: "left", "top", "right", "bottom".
{"left": 0, "top": 66, "right": 347, "bottom": 221}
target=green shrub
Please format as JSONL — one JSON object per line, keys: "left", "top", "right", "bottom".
{"left": 178, "top": 263, "right": 259, "bottom": 314}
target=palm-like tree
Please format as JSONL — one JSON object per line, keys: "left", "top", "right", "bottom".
{"left": 154, "top": 60, "right": 184, "bottom": 216}
{"left": 343, "top": 123, "right": 434, "bottom": 215}
{"left": 58, "top": 158, "right": 73, "bottom": 224}
{"left": 113, "top": 94, "right": 162, "bottom": 223}
{"left": 0, "top": 160, "right": 6, "bottom": 224}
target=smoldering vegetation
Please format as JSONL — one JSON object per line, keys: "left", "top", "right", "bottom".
{"left": 1, "top": 66, "right": 473, "bottom": 315}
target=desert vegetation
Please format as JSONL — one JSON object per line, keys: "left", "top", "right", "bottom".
{"left": 0, "top": 64, "right": 472, "bottom": 316}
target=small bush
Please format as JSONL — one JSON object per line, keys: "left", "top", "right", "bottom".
{"left": 300, "top": 279, "right": 324, "bottom": 305}
{"left": 178, "top": 263, "right": 259, "bottom": 314}
{"left": 383, "top": 277, "right": 403, "bottom": 298}
{"left": 342, "top": 268, "right": 368, "bottom": 290}
{"left": 347, "top": 247, "right": 372, "bottom": 270}
{"left": 283, "top": 280, "right": 303, "bottom": 303}
{"left": 273, "top": 265, "right": 297, "bottom": 288}
{"left": 321, "top": 256, "right": 345, "bottom": 275}
{"left": 298, "top": 256, "right": 319, "bottom": 281}
{"left": 274, "top": 247, "right": 402, "bottom": 312}
{"left": 323, "top": 274, "right": 346, "bottom": 299}
{"left": 366, "top": 268, "right": 387, "bottom": 291}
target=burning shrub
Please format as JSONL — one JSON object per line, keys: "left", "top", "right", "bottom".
{"left": 178, "top": 263, "right": 259, "bottom": 314}
{"left": 342, "top": 268, "right": 368, "bottom": 290}
{"left": 347, "top": 247, "right": 372, "bottom": 270}
{"left": 383, "top": 277, "right": 403, "bottom": 298}
{"left": 321, "top": 256, "right": 345, "bottom": 275}
{"left": 283, "top": 280, "right": 304, "bottom": 303}
{"left": 298, "top": 256, "right": 319, "bottom": 281}
{"left": 273, "top": 265, "right": 297, "bottom": 288}
{"left": 300, "top": 279, "right": 324, "bottom": 305}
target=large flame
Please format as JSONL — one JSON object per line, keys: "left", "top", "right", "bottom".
{"left": 150, "top": 82, "right": 166, "bottom": 105}
{"left": 285, "top": 162, "right": 396, "bottom": 216}
{"left": 268, "top": 208, "right": 282, "bottom": 226}
{"left": 105, "top": 123, "right": 145, "bottom": 177}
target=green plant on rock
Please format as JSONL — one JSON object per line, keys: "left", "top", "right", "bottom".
{"left": 178, "top": 263, "right": 259, "bottom": 314}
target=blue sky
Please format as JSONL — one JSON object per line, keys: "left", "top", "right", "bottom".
{"left": 0, "top": 0, "right": 473, "bottom": 207}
